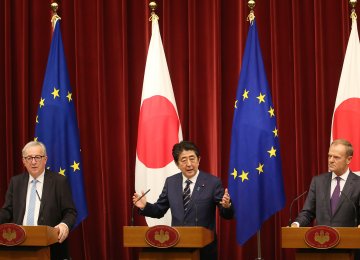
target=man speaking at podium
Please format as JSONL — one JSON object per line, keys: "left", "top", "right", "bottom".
{"left": 133, "top": 141, "right": 234, "bottom": 260}
{"left": 0, "top": 141, "right": 77, "bottom": 260}
{"left": 291, "top": 139, "right": 360, "bottom": 228}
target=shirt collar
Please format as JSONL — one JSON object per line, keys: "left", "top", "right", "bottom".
{"left": 332, "top": 168, "right": 350, "bottom": 181}
{"left": 28, "top": 170, "right": 45, "bottom": 184}
{"left": 182, "top": 170, "right": 200, "bottom": 184}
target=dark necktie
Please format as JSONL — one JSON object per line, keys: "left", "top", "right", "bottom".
{"left": 183, "top": 179, "right": 192, "bottom": 211}
{"left": 331, "top": 176, "right": 341, "bottom": 215}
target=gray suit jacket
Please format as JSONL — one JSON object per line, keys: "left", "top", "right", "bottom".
{"left": 295, "top": 171, "right": 360, "bottom": 227}
{"left": 141, "top": 171, "right": 234, "bottom": 230}
{"left": 0, "top": 169, "right": 77, "bottom": 228}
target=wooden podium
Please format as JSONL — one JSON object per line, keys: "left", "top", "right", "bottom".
{"left": 282, "top": 227, "right": 360, "bottom": 260}
{"left": 123, "top": 226, "right": 214, "bottom": 260}
{"left": 0, "top": 226, "right": 58, "bottom": 260}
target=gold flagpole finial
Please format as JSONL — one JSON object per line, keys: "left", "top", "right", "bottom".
{"left": 349, "top": 0, "right": 357, "bottom": 20}
{"left": 51, "top": 2, "right": 61, "bottom": 29}
{"left": 149, "top": 1, "right": 159, "bottom": 21}
{"left": 247, "top": 0, "right": 256, "bottom": 24}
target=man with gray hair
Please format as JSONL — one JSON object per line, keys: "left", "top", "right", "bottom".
{"left": 0, "top": 141, "right": 77, "bottom": 260}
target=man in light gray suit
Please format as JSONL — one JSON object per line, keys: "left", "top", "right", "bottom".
{"left": 292, "top": 139, "right": 360, "bottom": 228}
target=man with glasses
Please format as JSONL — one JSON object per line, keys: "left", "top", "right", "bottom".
{"left": 133, "top": 141, "right": 234, "bottom": 260}
{"left": 0, "top": 141, "right": 77, "bottom": 260}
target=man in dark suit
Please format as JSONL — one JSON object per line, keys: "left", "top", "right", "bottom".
{"left": 0, "top": 141, "right": 77, "bottom": 260}
{"left": 292, "top": 139, "right": 360, "bottom": 227}
{"left": 133, "top": 141, "right": 234, "bottom": 260}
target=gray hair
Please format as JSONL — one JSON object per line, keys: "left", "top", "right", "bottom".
{"left": 22, "top": 141, "right": 47, "bottom": 157}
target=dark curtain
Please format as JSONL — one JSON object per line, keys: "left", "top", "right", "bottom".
{"left": 1, "top": 0, "right": 357, "bottom": 259}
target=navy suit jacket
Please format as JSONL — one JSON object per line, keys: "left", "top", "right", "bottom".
{"left": 295, "top": 171, "right": 360, "bottom": 227}
{"left": 141, "top": 171, "right": 234, "bottom": 230}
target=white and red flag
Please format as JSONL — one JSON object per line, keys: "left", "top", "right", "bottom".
{"left": 331, "top": 15, "right": 360, "bottom": 174}
{"left": 135, "top": 15, "right": 183, "bottom": 226}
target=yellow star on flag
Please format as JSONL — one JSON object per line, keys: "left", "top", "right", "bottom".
{"left": 66, "top": 91, "right": 72, "bottom": 102}
{"left": 59, "top": 167, "right": 66, "bottom": 176}
{"left": 71, "top": 161, "right": 80, "bottom": 172}
{"left": 242, "top": 89, "right": 249, "bottom": 100}
{"left": 273, "top": 127, "right": 278, "bottom": 137}
{"left": 39, "top": 98, "right": 45, "bottom": 108}
{"left": 36, "top": 115, "right": 39, "bottom": 124}
{"left": 234, "top": 100, "right": 238, "bottom": 108}
{"left": 268, "top": 106, "right": 275, "bottom": 117}
{"left": 230, "top": 168, "right": 238, "bottom": 180}
{"left": 267, "top": 146, "right": 277, "bottom": 157}
{"left": 256, "top": 92, "right": 266, "bottom": 103}
{"left": 239, "top": 170, "right": 249, "bottom": 182}
{"left": 256, "top": 163, "right": 264, "bottom": 174}
{"left": 51, "top": 87, "right": 60, "bottom": 99}
{"left": 34, "top": 137, "right": 38, "bottom": 142}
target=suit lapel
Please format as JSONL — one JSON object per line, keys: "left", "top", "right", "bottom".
{"left": 184, "top": 172, "right": 206, "bottom": 217}
{"left": 39, "top": 171, "right": 52, "bottom": 218}
{"left": 334, "top": 172, "right": 355, "bottom": 216}
{"left": 322, "top": 173, "right": 332, "bottom": 217}
{"left": 18, "top": 174, "right": 29, "bottom": 224}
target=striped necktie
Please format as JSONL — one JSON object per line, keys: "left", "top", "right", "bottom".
{"left": 26, "top": 179, "right": 38, "bottom": 225}
{"left": 183, "top": 179, "right": 192, "bottom": 211}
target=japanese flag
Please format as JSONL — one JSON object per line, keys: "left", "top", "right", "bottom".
{"left": 331, "top": 16, "right": 360, "bottom": 174}
{"left": 135, "top": 16, "right": 183, "bottom": 226}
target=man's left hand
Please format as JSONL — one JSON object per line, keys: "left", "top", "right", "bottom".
{"left": 55, "top": 223, "right": 69, "bottom": 243}
{"left": 220, "top": 188, "right": 231, "bottom": 208}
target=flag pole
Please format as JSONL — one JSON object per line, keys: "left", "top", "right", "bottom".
{"left": 247, "top": 1, "right": 264, "bottom": 259}
{"left": 50, "top": 2, "right": 61, "bottom": 30}
{"left": 149, "top": 1, "right": 159, "bottom": 21}
{"left": 349, "top": 0, "right": 357, "bottom": 19}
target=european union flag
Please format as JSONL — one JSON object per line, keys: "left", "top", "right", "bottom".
{"left": 228, "top": 20, "right": 285, "bottom": 245}
{"left": 35, "top": 21, "right": 87, "bottom": 227}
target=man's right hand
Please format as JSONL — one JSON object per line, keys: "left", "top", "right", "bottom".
{"left": 132, "top": 191, "right": 147, "bottom": 209}
{"left": 290, "top": 222, "right": 300, "bottom": 228}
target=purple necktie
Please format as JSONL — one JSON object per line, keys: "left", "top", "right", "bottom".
{"left": 331, "top": 176, "right": 341, "bottom": 215}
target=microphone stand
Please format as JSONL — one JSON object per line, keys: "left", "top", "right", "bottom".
{"left": 288, "top": 190, "right": 308, "bottom": 226}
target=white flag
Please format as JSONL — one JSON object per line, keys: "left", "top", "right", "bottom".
{"left": 135, "top": 16, "right": 183, "bottom": 226}
{"left": 331, "top": 16, "right": 360, "bottom": 174}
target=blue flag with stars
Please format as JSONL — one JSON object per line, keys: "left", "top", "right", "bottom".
{"left": 228, "top": 20, "right": 285, "bottom": 245}
{"left": 34, "top": 21, "right": 87, "bottom": 227}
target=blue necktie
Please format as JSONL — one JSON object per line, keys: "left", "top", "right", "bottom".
{"left": 26, "top": 179, "right": 38, "bottom": 225}
{"left": 183, "top": 179, "right": 192, "bottom": 211}
{"left": 331, "top": 177, "right": 341, "bottom": 215}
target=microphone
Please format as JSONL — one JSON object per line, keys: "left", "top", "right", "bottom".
{"left": 340, "top": 191, "right": 358, "bottom": 227}
{"left": 288, "top": 190, "right": 307, "bottom": 226}
{"left": 36, "top": 190, "right": 41, "bottom": 202}
{"left": 195, "top": 203, "right": 198, "bottom": 226}
{"left": 131, "top": 189, "right": 150, "bottom": 226}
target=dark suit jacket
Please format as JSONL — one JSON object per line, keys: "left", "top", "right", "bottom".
{"left": 141, "top": 171, "right": 234, "bottom": 260}
{"left": 295, "top": 171, "right": 360, "bottom": 227}
{"left": 0, "top": 169, "right": 77, "bottom": 259}
{"left": 141, "top": 171, "right": 234, "bottom": 229}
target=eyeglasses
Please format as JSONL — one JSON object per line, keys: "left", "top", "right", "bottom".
{"left": 23, "top": 155, "right": 45, "bottom": 163}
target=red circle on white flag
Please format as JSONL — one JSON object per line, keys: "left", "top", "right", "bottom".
{"left": 137, "top": 95, "right": 180, "bottom": 168}
{"left": 332, "top": 98, "right": 360, "bottom": 171}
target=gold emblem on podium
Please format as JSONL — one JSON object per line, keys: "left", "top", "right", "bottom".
{"left": 314, "top": 230, "right": 330, "bottom": 244}
{"left": 2, "top": 228, "right": 16, "bottom": 242}
{"left": 154, "top": 230, "right": 170, "bottom": 243}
